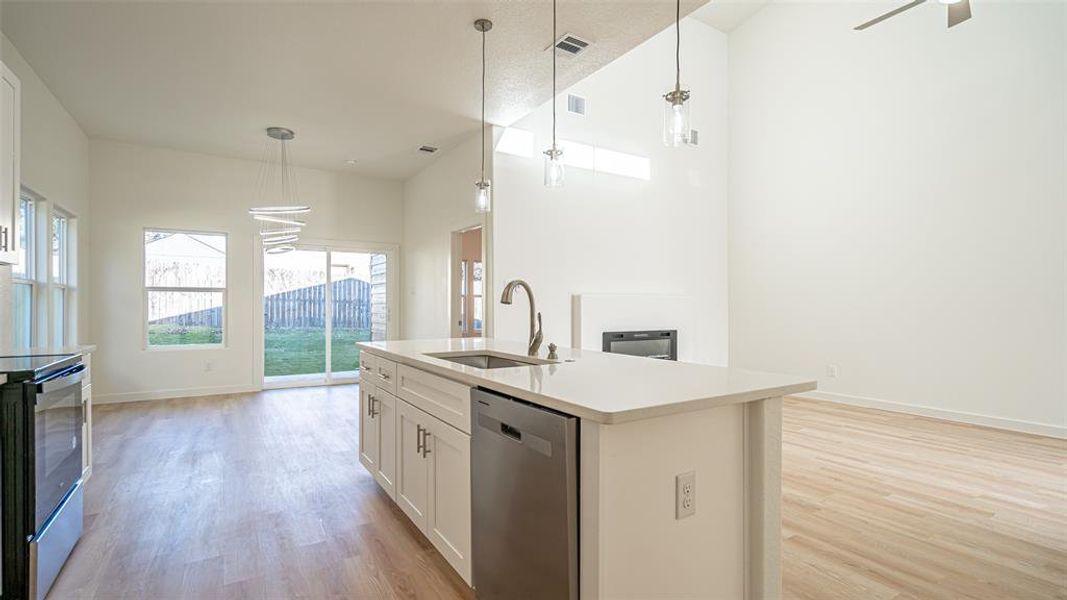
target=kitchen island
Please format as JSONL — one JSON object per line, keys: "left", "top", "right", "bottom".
{"left": 357, "top": 338, "right": 815, "bottom": 600}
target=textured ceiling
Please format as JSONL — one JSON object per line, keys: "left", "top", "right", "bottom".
{"left": 2, "top": 1, "right": 707, "bottom": 179}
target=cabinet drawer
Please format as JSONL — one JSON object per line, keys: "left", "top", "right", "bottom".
{"left": 374, "top": 358, "right": 398, "bottom": 395}
{"left": 359, "top": 349, "right": 377, "bottom": 377}
{"left": 396, "top": 365, "right": 471, "bottom": 434}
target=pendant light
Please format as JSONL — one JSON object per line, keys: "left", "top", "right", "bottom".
{"left": 474, "top": 18, "right": 493, "bottom": 214}
{"left": 249, "top": 127, "right": 310, "bottom": 254}
{"left": 663, "top": 0, "right": 691, "bottom": 146}
{"left": 543, "top": 0, "right": 564, "bottom": 187}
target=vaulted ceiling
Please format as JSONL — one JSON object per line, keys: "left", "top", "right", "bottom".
{"left": 2, "top": 1, "right": 708, "bottom": 179}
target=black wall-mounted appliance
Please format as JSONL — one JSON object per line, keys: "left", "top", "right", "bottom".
{"left": 602, "top": 330, "right": 678, "bottom": 361}
{"left": 1, "top": 353, "right": 86, "bottom": 600}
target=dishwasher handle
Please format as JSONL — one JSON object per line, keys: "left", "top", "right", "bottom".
{"left": 500, "top": 422, "right": 522, "bottom": 441}
{"left": 476, "top": 412, "right": 553, "bottom": 457}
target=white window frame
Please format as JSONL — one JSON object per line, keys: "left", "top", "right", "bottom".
{"left": 142, "top": 227, "right": 229, "bottom": 350}
{"left": 49, "top": 206, "right": 77, "bottom": 347}
{"left": 11, "top": 189, "right": 38, "bottom": 349}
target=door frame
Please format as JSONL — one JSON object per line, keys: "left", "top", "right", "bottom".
{"left": 253, "top": 237, "right": 400, "bottom": 390}
{"left": 450, "top": 223, "right": 493, "bottom": 339}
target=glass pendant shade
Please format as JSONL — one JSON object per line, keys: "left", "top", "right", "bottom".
{"left": 544, "top": 148, "right": 565, "bottom": 187}
{"left": 475, "top": 180, "right": 492, "bottom": 213}
{"left": 663, "top": 90, "right": 691, "bottom": 147}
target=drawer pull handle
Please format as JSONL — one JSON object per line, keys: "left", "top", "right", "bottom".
{"left": 416, "top": 424, "right": 424, "bottom": 454}
{"left": 421, "top": 429, "right": 432, "bottom": 458}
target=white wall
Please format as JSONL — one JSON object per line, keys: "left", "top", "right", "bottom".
{"left": 89, "top": 139, "right": 402, "bottom": 402}
{"left": 402, "top": 132, "right": 493, "bottom": 339}
{"left": 492, "top": 20, "right": 729, "bottom": 365}
{"left": 1, "top": 34, "right": 90, "bottom": 349}
{"left": 728, "top": 2, "right": 1066, "bottom": 435}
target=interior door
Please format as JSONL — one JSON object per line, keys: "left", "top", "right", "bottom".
{"left": 396, "top": 399, "right": 429, "bottom": 531}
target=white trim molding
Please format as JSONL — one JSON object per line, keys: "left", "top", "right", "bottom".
{"left": 94, "top": 384, "right": 259, "bottom": 405}
{"left": 798, "top": 390, "right": 1066, "bottom": 440}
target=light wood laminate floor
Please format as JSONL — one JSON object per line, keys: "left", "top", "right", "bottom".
{"left": 49, "top": 388, "right": 1065, "bottom": 599}
{"left": 783, "top": 398, "right": 1066, "bottom": 600}
{"left": 50, "top": 386, "right": 472, "bottom": 600}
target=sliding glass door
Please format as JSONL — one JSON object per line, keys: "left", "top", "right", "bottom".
{"left": 263, "top": 244, "right": 394, "bottom": 387}
{"left": 263, "top": 248, "right": 327, "bottom": 383}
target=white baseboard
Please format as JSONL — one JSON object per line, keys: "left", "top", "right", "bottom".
{"left": 93, "top": 384, "right": 260, "bottom": 405}
{"left": 797, "top": 390, "right": 1066, "bottom": 440}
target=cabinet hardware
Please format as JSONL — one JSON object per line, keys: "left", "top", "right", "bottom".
{"left": 367, "top": 394, "right": 376, "bottom": 416}
{"left": 370, "top": 397, "right": 379, "bottom": 418}
{"left": 416, "top": 424, "right": 424, "bottom": 454}
{"left": 421, "top": 429, "right": 432, "bottom": 458}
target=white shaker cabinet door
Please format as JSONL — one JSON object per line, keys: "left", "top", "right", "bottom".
{"left": 395, "top": 399, "right": 430, "bottom": 532}
{"left": 426, "top": 416, "right": 472, "bottom": 585}
{"left": 374, "top": 389, "right": 398, "bottom": 501}
{"left": 358, "top": 383, "right": 380, "bottom": 474}
{"left": 0, "top": 62, "right": 20, "bottom": 265}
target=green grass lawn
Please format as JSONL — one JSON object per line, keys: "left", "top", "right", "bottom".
{"left": 148, "top": 324, "right": 223, "bottom": 346}
{"left": 264, "top": 327, "right": 371, "bottom": 377}
{"left": 148, "top": 324, "right": 370, "bottom": 377}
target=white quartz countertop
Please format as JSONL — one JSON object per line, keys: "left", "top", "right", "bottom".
{"left": 358, "top": 338, "right": 816, "bottom": 424}
{"left": 0, "top": 344, "right": 97, "bottom": 356}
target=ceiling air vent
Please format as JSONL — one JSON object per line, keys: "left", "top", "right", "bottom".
{"left": 418, "top": 145, "right": 439, "bottom": 154}
{"left": 567, "top": 94, "right": 586, "bottom": 116}
{"left": 553, "top": 34, "right": 591, "bottom": 57}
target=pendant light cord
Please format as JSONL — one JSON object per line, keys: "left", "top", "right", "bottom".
{"left": 552, "top": 0, "right": 557, "bottom": 151}
{"left": 675, "top": 0, "right": 681, "bottom": 92}
{"left": 481, "top": 27, "right": 486, "bottom": 180}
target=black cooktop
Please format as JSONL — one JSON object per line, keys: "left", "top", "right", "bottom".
{"left": 0, "top": 354, "right": 81, "bottom": 383}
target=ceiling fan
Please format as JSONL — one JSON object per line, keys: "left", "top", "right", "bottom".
{"left": 854, "top": 0, "right": 972, "bottom": 31}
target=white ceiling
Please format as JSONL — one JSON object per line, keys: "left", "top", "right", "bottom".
{"left": 690, "top": 0, "right": 770, "bottom": 33}
{"left": 2, "top": 1, "right": 707, "bottom": 179}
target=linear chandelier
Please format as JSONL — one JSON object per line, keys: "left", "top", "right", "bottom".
{"left": 249, "top": 127, "right": 310, "bottom": 254}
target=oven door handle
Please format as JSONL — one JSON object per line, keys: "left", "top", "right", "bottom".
{"left": 36, "top": 364, "right": 87, "bottom": 395}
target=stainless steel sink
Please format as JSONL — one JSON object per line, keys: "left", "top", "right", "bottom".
{"left": 426, "top": 351, "right": 554, "bottom": 369}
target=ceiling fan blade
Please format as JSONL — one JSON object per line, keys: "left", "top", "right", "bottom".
{"left": 854, "top": 0, "right": 928, "bottom": 30}
{"left": 948, "top": 0, "right": 972, "bottom": 27}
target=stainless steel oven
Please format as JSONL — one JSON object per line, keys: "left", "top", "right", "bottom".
{"left": 32, "top": 362, "right": 85, "bottom": 532}
{"left": 1, "top": 354, "right": 86, "bottom": 600}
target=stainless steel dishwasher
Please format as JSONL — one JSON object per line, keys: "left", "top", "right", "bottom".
{"left": 471, "top": 387, "right": 579, "bottom": 600}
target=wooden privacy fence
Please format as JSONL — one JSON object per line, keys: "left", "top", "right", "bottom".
{"left": 150, "top": 278, "right": 373, "bottom": 330}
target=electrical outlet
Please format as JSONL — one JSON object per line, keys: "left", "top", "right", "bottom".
{"left": 826, "top": 364, "right": 839, "bottom": 379}
{"left": 204, "top": 361, "right": 214, "bottom": 372}
{"left": 676, "top": 471, "right": 696, "bottom": 520}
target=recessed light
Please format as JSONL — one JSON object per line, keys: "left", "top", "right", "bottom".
{"left": 345, "top": 159, "right": 358, "bottom": 166}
